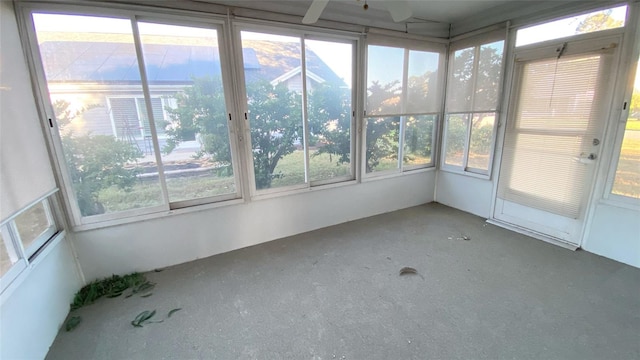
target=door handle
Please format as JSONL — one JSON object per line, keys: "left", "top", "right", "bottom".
{"left": 573, "top": 152, "right": 597, "bottom": 164}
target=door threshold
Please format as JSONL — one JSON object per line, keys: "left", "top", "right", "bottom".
{"left": 486, "top": 219, "right": 579, "bottom": 251}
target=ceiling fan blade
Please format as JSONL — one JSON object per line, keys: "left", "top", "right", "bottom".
{"left": 386, "top": 0, "right": 413, "bottom": 22}
{"left": 302, "top": 0, "right": 330, "bottom": 24}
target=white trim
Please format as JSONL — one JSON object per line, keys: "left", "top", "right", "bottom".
{"left": 486, "top": 219, "right": 579, "bottom": 251}
{"left": 362, "top": 166, "right": 434, "bottom": 183}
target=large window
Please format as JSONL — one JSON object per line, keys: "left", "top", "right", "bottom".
{"left": 31, "top": 13, "right": 239, "bottom": 222}
{"left": 611, "top": 56, "right": 640, "bottom": 200}
{"left": 1, "top": 196, "right": 59, "bottom": 292}
{"left": 239, "top": 30, "right": 355, "bottom": 191}
{"left": 137, "top": 22, "right": 238, "bottom": 204}
{"left": 364, "top": 38, "right": 444, "bottom": 174}
{"left": 442, "top": 34, "right": 505, "bottom": 176}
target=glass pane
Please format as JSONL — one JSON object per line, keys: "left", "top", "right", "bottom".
{"left": 474, "top": 41, "right": 504, "bottom": 111}
{"left": 612, "top": 61, "right": 640, "bottom": 199}
{"left": 407, "top": 50, "right": 441, "bottom": 114}
{"left": 516, "top": 5, "right": 627, "bottom": 47}
{"left": 447, "top": 47, "right": 475, "bottom": 113}
{"left": 467, "top": 113, "right": 496, "bottom": 171}
{"left": 0, "top": 232, "right": 18, "bottom": 277}
{"left": 305, "top": 39, "right": 353, "bottom": 182}
{"left": 367, "top": 45, "right": 403, "bottom": 116}
{"left": 241, "top": 31, "right": 305, "bottom": 190}
{"left": 33, "top": 14, "right": 163, "bottom": 216}
{"left": 403, "top": 115, "right": 435, "bottom": 167}
{"left": 366, "top": 116, "right": 400, "bottom": 173}
{"left": 14, "top": 202, "right": 51, "bottom": 250}
{"left": 138, "top": 22, "right": 236, "bottom": 202}
{"left": 444, "top": 114, "right": 470, "bottom": 167}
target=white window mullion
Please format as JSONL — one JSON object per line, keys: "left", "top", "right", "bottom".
{"left": 301, "top": 36, "right": 311, "bottom": 185}
{"left": 130, "top": 16, "right": 170, "bottom": 208}
{"left": 462, "top": 113, "right": 473, "bottom": 171}
{"left": 399, "top": 48, "right": 410, "bottom": 170}
{"left": 133, "top": 96, "right": 144, "bottom": 138}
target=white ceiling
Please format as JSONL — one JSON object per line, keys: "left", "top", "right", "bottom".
{"left": 178, "top": 0, "right": 614, "bottom": 37}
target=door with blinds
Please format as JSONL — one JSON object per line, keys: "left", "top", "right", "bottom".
{"left": 494, "top": 36, "right": 620, "bottom": 245}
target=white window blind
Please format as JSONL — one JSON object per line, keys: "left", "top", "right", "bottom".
{"left": 498, "top": 51, "right": 613, "bottom": 218}
{"left": 446, "top": 37, "right": 504, "bottom": 113}
{"left": 0, "top": 4, "right": 57, "bottom": 221}
{"left": 366, "top": 35, "right": 445, "bottom": 116}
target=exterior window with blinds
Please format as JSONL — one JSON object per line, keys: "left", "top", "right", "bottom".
{"left": 365, "top": 36, "right": 445, "bottom": 175}
{"left": 442, "top": 33, "right": 505, "bottom": 175}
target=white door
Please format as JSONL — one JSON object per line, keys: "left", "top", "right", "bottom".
{"left": 494, "top": 36, "right": 620, "bottom": 246}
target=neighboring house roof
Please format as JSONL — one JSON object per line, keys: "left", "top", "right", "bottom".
{"left": 270, "top": 66, "right": 325, "bottom": 87}
{"left": 39, "top": 41, "right": 259, "bottom": 83}
{"left": 39, "top": 39, "right": 345, "bottom": 87}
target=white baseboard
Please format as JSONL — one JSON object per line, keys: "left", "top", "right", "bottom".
{"left": 486, "top": 219, "right": 579, "bottom": 251}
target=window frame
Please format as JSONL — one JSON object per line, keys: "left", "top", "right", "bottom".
{"left": 441, "top": 30, "right": 507, "bottom": 178}
{"left": 0, "top": 193, "right": 59, "bottom": 293}
{"left": 602, "top": 6, "right": 640, "bottom": 207}
{"left": 514, "top": 4, "right": 628, "bottom": 48}
{"left": 233, "top": 23, "right": 360, "bottom": 197}
{"left": 20, "top": 4, "right": 245, "bottom": 227}
{"left": 363, "top": 37, "right": 446, "bottom": 178}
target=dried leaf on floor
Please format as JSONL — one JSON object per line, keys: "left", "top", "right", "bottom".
{"left": 168, "top": 308, "right": 182, "bottom": 318}
{"left": 399, "top": 267, "right": 418, "bottom": 276}
{"left": 65, "top": 316, "right": 81, "bottom": 332}
{"left": 399, "top": 267, "right": 425, "bottom": 280}
{"left": 131, "top": 310, "right": 156, "bottom": 327}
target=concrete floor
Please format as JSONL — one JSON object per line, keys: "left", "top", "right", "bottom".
{"left": 47, "top": 204, "right": 640, "bottom": 359}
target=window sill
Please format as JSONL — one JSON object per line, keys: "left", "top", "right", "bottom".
{"left": 362, "top": 166, "right": 435, "bottom": 183}
{"left": 72, "top": 198, "right": 246, "bottom": 232}
{"left": 438, "top": 166, "right": 491, "bottom": 180}
{"left": 73, "top": 178, "right": 359, "bottom": 231}
{"left": 251, "top": 178, "right": 358, "bottom": 202}
{"left": 598, "top": 197, "right": 640, "bottom": 212}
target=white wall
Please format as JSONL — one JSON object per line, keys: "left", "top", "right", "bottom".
{"left": 583, "top": 204, "right": 640, "bottom": 268}
{"left": 0, "top": 236, "right": 83, "bottom": 359}
{"left": 435, "top": 171, "right": 493, "bottom": 218}
{"left": 74, "top": 171, "right": 436, "bottom": 281}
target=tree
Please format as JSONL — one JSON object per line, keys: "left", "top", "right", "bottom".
{"left": 53, "top": 100, "right": 143, "bottom": 216}
{"left": 307, "top": 83, "right": 352, "bottom": 164}
{"left": 247, "top": 81, "right": 303, "bottom": 189}
{"left": 165, "top": 77, "right": 303, "bottom": 189}
{"left": 576, "top": 11, "right": 623, "bottom": 34}
{"left": 163, "top": 76, "right": 231, "bottom": 163}
{"left": 449, "top": 46, "right": 503, "bottom": 110}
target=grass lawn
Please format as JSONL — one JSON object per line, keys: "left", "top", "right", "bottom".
{"left": 270, "top": 150, "right": 351, "bottom": 188}
{"left": 98, "top": 151, "right": 350, "bottom": 212}
{"left": 96, "top": 124, "right": 640, "bottom": 214}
